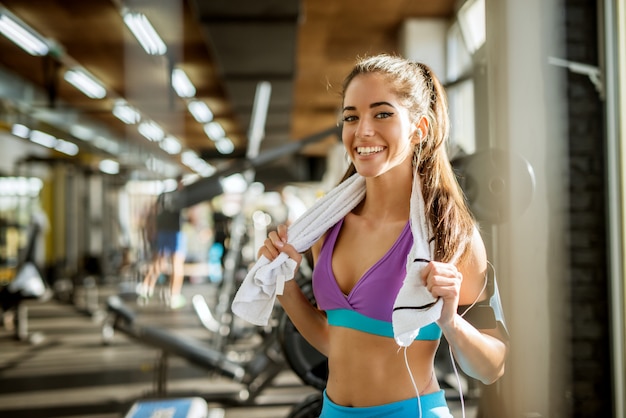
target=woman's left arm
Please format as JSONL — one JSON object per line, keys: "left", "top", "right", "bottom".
{"left": 425, "top": 229, "right": 508, "bottom": 385}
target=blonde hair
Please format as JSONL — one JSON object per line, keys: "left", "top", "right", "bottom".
{"left": 340, "top": 54, "right": 474, "bottom": 262}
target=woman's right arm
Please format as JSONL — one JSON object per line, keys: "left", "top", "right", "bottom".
{"left": 260, "top": 224, "right": 330, "bottom": 356}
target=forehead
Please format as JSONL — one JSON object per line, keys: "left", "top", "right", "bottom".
{"left": 343, "top": 73, "right": 399, "bottom": 105}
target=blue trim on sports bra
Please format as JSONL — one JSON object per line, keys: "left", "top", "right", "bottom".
{"left": 326, "top": 309, "right": 442, "bottom": 341}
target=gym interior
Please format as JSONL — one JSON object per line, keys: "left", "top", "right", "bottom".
{"left": 1, "top": 1, "right": 624, "bottom": 417}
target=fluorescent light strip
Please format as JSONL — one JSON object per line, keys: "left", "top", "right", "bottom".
{"left": 54, "top": 139, "right": 79, "bottom": 156}
{"left": 0, "top": 11, "right": 49, "bottom": 56}
{"left": 204, "top": 121, "right": 225, "bottom": 140}
{"left": 0, "top": 177, "right": 43, "bottom": 197}
{"left": 113, "top": 100, "right": 141, "bottom": 124}
{"left": 215, "top": 137, "right": 234, "bottom": 154}
{"left": 30, "top": 130, "right": 57, "bottom": 148}
{"left": 188, "top": 100, "right": 213, "bottom": 123}
{"left": 180, "top": 150, "right": 216, "bottom": 177}
{"left": 70, "top": 125, "right": 93, "bottom": 141}
{"left": 11, "top": 123, "right": 30, "bottom": 138}
{"left": 123, "top": 11, "right": 167, "bottom": 56}
{"left": 64, "top": 68, "right": 107, "bottom": 99}
{"left": 160, "top": 135, "right": 182, "bottom": 155}
{"left": 172, "top": 68, "right": 196, "bottom": 98}
{"left": 99, "top": 159, "right": 119, "bottom": 175}
{"left": 94, "top": 136, "right": 120, "bottom": 154}
{"left": 196, "top": 164, "right": 216, "bottom": 177}
{"left": 138, "top": 120, "right": 164, "bottom": 142}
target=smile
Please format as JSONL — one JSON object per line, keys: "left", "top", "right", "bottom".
{"left": 356, "top": 146, "right": 385, "bottom": 156}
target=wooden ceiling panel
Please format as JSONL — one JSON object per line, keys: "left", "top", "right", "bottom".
{"left": 0, "top": 0, "right": 457, "bottom": 177}
{"left": 291, "top": 0, "right": 457, "bottom": 154}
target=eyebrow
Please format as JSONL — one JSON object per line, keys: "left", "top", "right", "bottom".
{"left": 342, "top": 101, "right": 396, "bottom": 113}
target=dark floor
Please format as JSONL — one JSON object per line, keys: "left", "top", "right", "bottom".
{"left": 0, "top": 278, "right": 477, "bottom": 418}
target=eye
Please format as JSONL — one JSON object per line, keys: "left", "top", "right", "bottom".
{"left": 342, "top": 114, "right": 357, "bottom": 122}
{"left": 375, "top": 112, "right": 393, "bottom": 119}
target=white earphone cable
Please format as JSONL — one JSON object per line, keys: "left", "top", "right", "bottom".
{"left": 450, "top": 261, "right": 491, "bottom": 418}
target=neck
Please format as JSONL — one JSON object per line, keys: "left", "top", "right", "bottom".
{"left": 356, "top": 166, "right": 414, "bottom": 222}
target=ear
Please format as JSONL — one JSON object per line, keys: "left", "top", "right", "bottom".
{"left": 411, "top": 117, "right": 429, "bottom": 144}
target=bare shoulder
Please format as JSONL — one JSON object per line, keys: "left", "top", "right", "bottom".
{"left": 457, "top": 227, "right": 489, "bottom": 304}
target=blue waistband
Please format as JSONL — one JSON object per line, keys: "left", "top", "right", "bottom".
{"left": 326, "top": 309, "right": 442, "bottom": 341}
{"left": 321, "top": 389, "right": 450, "bottom": 417}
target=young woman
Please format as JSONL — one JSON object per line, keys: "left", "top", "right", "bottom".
{"left": 258, "top": 54, "right": 508, "bottom": 417}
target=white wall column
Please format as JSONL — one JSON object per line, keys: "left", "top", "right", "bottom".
{"left": 485, "top": 0, "right": 569, "bottom": 416}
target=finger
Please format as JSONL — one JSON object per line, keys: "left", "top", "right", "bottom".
{"left": 276, "top": 224, "right": 289, "bottom": 243}
{"left": 260, "top": 237, "right": 279, "bottom": 259}
{"left": 268, "top": 231, "right": 284, "bottom": 249}
{"left": 429, "top": 283, "right": 461, "bottom": 301}
{"left": 428, "top": 278, "right": 458, "bottom": 292}
{"left": 425, "top": 272, "right": 461, "bottom": 293}
{"left": 429, "top": 262, "right": 462, "bottom": 280}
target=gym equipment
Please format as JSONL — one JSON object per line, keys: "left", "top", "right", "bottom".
{"left": 277, "top": 280, "right": 328, "bottom": 391}
{"left": 175, "top": 125, "right": 341, "bottom": 211}
{"left": 104, "top": 280, "right": 329, "bottom": 401}
{"left": 105, "top": 125, "right": 340, "bottom": 411}
{"left": 0, "top": 220, "right": 50, "bottom": 342}
{"left": 103, "top": 294, "right": 285, "bottom": 404}
{"left": 124, "top": 397, "right": 212, "bottom": 418}
{"left": 453, "top": 148, "right": 536, "bottom": 224}
{"left": 286, "top": 393, "right": 323, "bottom": 418}
{"left": 191, "top": 276, "right": 329, "bottom": 391}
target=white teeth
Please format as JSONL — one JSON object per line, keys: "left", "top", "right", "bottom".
{"left": 357, "top": 146, "right": 384, "bottom": 155}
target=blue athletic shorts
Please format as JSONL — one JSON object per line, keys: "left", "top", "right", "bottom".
{"left": 156, "top": 231, "right": 186, "bottom": 256}
{"left": 320, "top": 389, "right": 452, "bottom": 417}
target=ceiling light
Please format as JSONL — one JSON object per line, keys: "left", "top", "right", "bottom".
{"left": 94, "top": 136, "right": 120, "bottom": 155}
{"left": 215, "top": 137, "right": 234, "bottom": 155}
{"left": 0, "top": 177, "right": 42, "bottom": 197}
{"left": 54, "top": 139, "right": 79, "bottom": 156}
{"left": 138, "top": 120, "right": 164, "bottom": 142}
{"left": 99, "top": 159, "right": 119, "bottom": 175}
{"left": 160, "top": 135, "right": 182, "bottom": 155}
{"left": 188, "top": 100, "right": 213, "bottom": 123}
{"left": 181, "top": 150, "right": 199, "bottom": 166}
{"left": 197, "top": 164, "right": 216, "bottom": 177}
{"left": 221, "top": 173, "right": 248, "bottom": 194}
{"left": 0, "top": 8, "right": 49, "bottom": 56}
{"left": 30, "top": 130, "right": 57, "bottom": 148}
{"left": 122, "top": 10, "right": 167, "bottom": 56}
{"left": 64, "top": 67, "right": 107, "bottom": 99}
{"left": 204, "top": 121, "right": 225, "bottom": 140}
{"left": 113, "top": 100, "right": 141, "bottom": 124}
{"left": 172, "top": 68, "right": 196, "bottom": 98}
{"left": 70, "top": 125, "right": 93, "bottom": 141}
{"left": 180, "top": 150, "right": 215, "bottom": 176}
{"left": 11, "top": 123, "right": 30, "bottom": 138}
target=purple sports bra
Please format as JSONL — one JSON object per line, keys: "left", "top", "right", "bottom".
{"left": 312, "top": 217, "right": 412, "bottom": 322}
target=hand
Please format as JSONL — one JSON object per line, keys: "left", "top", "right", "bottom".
{"left": 258, "top": 224, "right": 303, "bottom": 266}
{"left": 422, "top": 261, "right": 462, "bottom": 326}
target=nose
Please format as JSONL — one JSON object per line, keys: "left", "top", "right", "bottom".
{"left": 355, "top": 119, "right": 374, "bottom": 138}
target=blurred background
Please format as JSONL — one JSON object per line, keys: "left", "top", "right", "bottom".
{"left": 0, "top": 0, "right": 624, "bottom": 417}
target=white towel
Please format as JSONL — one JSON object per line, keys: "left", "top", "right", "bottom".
{"left": 231, "top": 172, "right": 446, "bottom": 347}
{"left": 392, "top": 171, "right": 442, "bottom": 347}
{"left": 231, "top": 174, "right": 366, "bottom": 326}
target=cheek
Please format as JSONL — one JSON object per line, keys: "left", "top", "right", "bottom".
{"left": 341, "top": 126, "right": 354, "bottom": 146}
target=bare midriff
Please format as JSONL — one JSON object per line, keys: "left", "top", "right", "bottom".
{"left": 325, "top": 325, "right": 440, "bottom": 407}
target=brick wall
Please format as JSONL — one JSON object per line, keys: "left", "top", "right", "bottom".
{"left": 565, "top": 0, "right": 612, "bottom": 416}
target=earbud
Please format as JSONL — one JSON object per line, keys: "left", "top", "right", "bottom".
{"left": 417, "top": 129, "right": 423, "bottom": 140}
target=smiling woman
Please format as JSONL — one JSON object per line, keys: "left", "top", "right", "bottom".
{"left": 235, "top": 53, "right": 509, "bottom": 418}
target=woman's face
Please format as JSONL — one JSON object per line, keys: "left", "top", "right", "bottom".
{"left": 341, "top": 73, "right": 418, "bottom": 178}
